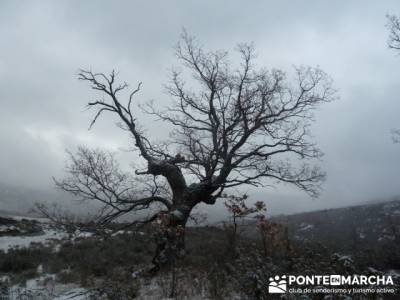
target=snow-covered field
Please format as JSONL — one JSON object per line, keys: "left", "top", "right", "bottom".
{"left": 0, "top": 215, "right": 95, "bottom": 253}
{"left": 0, "top": 202, "right": 399, "bottom": 300}
{"left": 0, "top": 216, "right": 96, "bottom": 299}
{"left": 1, "top": 263, "right": 90, "bottom": 299}
{"left": 0, "top": 227, "right": 68, "bottom": 253}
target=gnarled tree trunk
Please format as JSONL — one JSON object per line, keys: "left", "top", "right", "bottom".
{"left": 151, "top": 203, "right": 193, "bottom": 272}
{"left": 151, "top": 185, "right": 216, "bottom": 272}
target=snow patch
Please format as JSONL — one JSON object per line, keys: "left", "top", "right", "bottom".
{"left": 171, "top": 210, "right": 184, "bottom": 220}
{"left": 0, "top": 228, "right": 68, "bottom": 252}
{"left": 299, "top": 223, "right": 314, "bottom": 231}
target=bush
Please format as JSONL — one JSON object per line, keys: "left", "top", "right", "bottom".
{"left": 0, "top": 247, "right": 51, "bottom": 273}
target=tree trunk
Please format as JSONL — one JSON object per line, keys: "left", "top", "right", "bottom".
{"left": 150, "top": 202, "right": 193, "bottom": 273}
{"left": 149, "top": 182, "right": 216, "bottom": 273}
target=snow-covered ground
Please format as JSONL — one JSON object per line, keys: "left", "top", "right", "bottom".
{"left": 135, "top": 270, "right": 243, "bottom": 300}
{"left": 0, "top": 215, "right": 95, "bottom": 253}
{"left": 0, "top": 218, "right": 98, "bottom": 299}
{"left": 0, "top": 227, "right": 68, "bottom": 253}
{"left": 7, "top": 281, "right": 89, "bottom": 300}
{"left": 53, "top": 288, "right": 89, "bottom": 300}
{"left": 9, "top": 215, "right": 50, "bottom": 223}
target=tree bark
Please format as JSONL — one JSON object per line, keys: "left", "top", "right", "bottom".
{"left": 150, "top": 198, "right": 195, "bottom": 273}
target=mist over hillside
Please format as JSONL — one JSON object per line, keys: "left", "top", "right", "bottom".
{"left": 272, "top": 200, "right": 400, "bottom": 262}
{"left": 2, "top": 180, "right": 400, "bottom": 224}
{"left": 0, "top": 182, "right": 89, "bottom": 218}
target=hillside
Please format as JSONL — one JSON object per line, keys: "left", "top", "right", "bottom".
{"left": 0, "top": 201, "right": 398, "bottom": 299}
{"left": 273, "top": 200, "right": 400, "bottom": 262}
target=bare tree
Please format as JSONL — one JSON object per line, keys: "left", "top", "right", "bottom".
{"left": 34, "top": 202, "right": 96, "bottom": 234}
{"left": 223, "top": 194, "right": 266, "bottom": 256}
{"left": 387, "top": 14, "right": 400, "bottom": 51}
{"left": 55, "top": 31, "right": 335, "bottom": 270}
{"left": 391, "top": 128, "right": 400, "bottom": 143}
{"left": 387, "top": 14, "right": 400, "bottom": 142}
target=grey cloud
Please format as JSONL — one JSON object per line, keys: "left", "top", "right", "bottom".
{"left": 1, "top": 0, "right": 400, "bottom": 216}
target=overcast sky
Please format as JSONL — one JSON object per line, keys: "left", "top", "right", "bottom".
{"left": 1, "top": 1, "right": 400, "bottom": 217}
